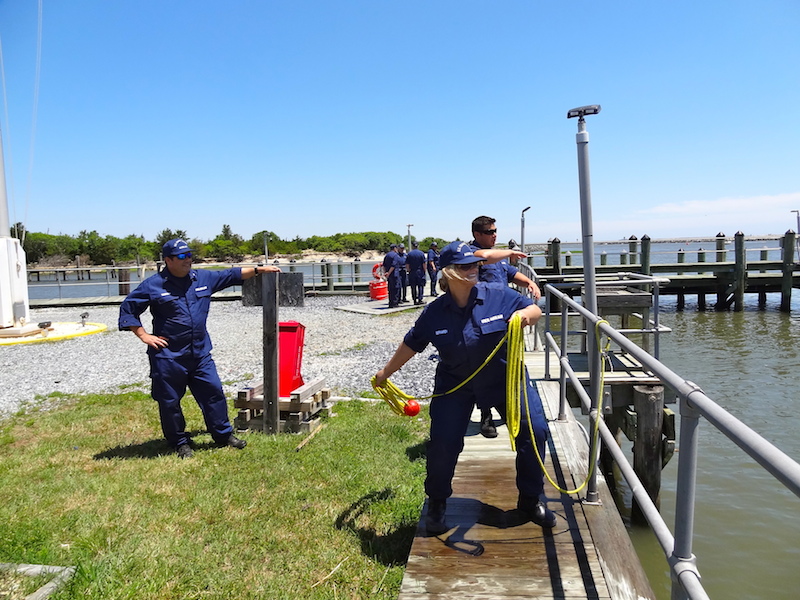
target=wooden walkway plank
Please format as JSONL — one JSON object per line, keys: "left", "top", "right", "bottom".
{"left": 398, "top": 349, "right": 656, "bottom": 600}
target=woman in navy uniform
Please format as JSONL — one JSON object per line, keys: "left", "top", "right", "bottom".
{"left": 374, "top": 241, "right": 555, "bottom": 534}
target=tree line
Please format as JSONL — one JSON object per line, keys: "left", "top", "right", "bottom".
{"left": 9, "top": 223, "right": 449, "bottom": 266}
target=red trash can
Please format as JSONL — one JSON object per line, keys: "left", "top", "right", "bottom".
{"left": 279, "top": 321, "right": 305, "bottom": 396}
{"left": 369, "top": 280, "right": 388, "bottom": 300}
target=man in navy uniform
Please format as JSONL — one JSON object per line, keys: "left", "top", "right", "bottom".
{"left": 382, "top": 243, "right": 401, "bottom": 308}
{"left": 469, "top": 216, "right": 541, "bottom": 438}
{"left": 426, "top": 241, "right": 440, "bottom": 296}
{"left": 405, "top": 241, "right": 427, "bottom": 305}
{"left": 119, "top": 238, "right": 280, "bottom": 458}
{"left": 397, "top": 243, "right": 409, "bottom": 303}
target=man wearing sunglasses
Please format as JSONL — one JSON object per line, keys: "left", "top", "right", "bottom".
{"left": 119, "top": 238, "right": 280, "bottom": 458}
{"left": 469, "top": 216, "right": 540, "bottom": 438}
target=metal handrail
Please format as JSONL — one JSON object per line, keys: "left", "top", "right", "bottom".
{"left": 542, "top": 282, "right": 800, "bottom": 600}
{"left": 26, "top": 261, "right": 381, "bottom": 299}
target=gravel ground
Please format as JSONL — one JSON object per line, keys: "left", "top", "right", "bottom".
{"left": 0, "top": 296, "right": 440, "bottom": 420}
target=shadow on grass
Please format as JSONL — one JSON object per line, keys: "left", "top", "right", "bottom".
{"left": 335, "top": 488, "right": 418, "bottom": 566}
{"left": 92, "top": 430, "right": 210, "bottom": 460}
{"left": 405, "top": 440, "right": 426, "bottom": 462}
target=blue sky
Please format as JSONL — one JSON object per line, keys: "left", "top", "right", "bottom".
{"left": 0, "top": 0, "right": 798, "bottom": 246}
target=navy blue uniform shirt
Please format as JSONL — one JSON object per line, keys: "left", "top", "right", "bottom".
{"left": 469, "top": 241, "right": 518, "bottom": 287}
{"left": 406, "top": 248, "right": 427, "bottom": 274}
{"left": 403, "top": 283, "right": 532, "bottom": 407}
{"left": 119, "top": 267, "right": 244, "bottom": 360}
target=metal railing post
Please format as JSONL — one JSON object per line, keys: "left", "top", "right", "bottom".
{"left": 671, "top": 383, "right": 703, "bottom": 600}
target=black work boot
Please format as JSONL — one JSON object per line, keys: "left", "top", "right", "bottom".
{"left": 517, "top": 494, "right": 556, "bottom": 528}
{"left": 176, "top": 443, "right": 194, "bottom": 459}
{"left": 425, "top": 498, "right": 448, "bottom": 535}
{"left": 218, "top": 434, "right": 247, "bottom": 449}
{"left": 479, "top": 408, "right": 497, "bottom": 438}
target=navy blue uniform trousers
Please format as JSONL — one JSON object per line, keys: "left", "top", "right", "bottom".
{"left": 426, "top": 379, "right": 548, "bottom": 501}
{"left": 150, "top": 353, "right": 234, "bottom": 447}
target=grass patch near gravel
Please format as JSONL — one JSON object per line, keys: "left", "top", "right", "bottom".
{"left": 0, "top": 392, "right": 429, "bottom": 599}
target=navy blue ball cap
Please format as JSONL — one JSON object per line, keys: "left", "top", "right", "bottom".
{"left": 438, "top": 241, "right": 483, "bottom": 269}
{"left": 162, "top": 238, "right": 192, "bottom": 257}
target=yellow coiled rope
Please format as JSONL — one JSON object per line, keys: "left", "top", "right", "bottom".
{"left": 371, "top": 313, "right": 611, "bottom": 497}
{"left": 505, "top": 316, "right": 611, "bottom": 495}
{"left": 370, "top": 325, "right": 510, "bottom": 414}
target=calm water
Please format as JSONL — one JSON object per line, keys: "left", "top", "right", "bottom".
{"left": 611, "top": 292, "right": 800, "bottom": 599}
{"left": 25, "top": 242, "right": 800, "bottom": 597}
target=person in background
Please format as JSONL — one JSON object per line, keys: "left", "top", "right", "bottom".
{"left": 382, "top": 243, "right": 401, "bottom": 308}
{"left": 427, "top": 241, "right": 440, "bottom": 297}
{"left": 397, "top": 243, "right": 409, "bottom": 303}
{"left": 470, "top": 215, "right": 541, "bottom": 439}
{"left": 374, "top": 241, "right": 555, "bottom": 535}
{"left": 118, "top": 238, "right": 281, "bottom": 458}
{"left": 405, "top": 241, "right": 427, "bottom": 305}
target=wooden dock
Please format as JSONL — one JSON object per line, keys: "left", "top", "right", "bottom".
{"left": 398, "top": 350, "right": 655, "bottom": 600}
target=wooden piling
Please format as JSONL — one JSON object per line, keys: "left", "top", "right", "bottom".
{"left": 631, "top": 384, "right": 665, "bottom": 525}
{"left": 628, "top": 235, "right": 638, "bottom": 264}
{"left": 640, "top": 235, "right": 651, "bottom": 275}
{"left": 697, "top": 249, "right": 706, "bottom": 310}
{"left": 734, "top": 231, "right": 746, "bottom": 311}
{"left": 781, "top": 230, "right": 795, "bottom": 312}
{"left": 118, "top": 268, "right": 131, "bottom": 296}
{"left": 261, "top": 272, "right": 280, "bottom": 433}
{"left": 677, "top": 249, "right": 685, "bottom": 310}
{"left": 715, "top": 233, "right": 727, "bottom": 309}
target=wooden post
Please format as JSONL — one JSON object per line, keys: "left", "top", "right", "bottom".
{"left": 640, "top": 235, "right": 651, "bottom": 275}
{"left": 549, "top": 238, "right": 561, "bottom": 274}
{"left": 715, "top": 233, "right": 727, "bottom": 309}
{"left": 262, "top": 272, "right": 280, "bottom": 433}
{"left": 781, "top": 229, "right": 795, "bottom": 312}
{"left": 549, "top": 238, "right": 561, "bottom": 312}
{"left": 620, "top": 251, "right": 628, "bottom": 266}
{"left": 118, "top": 267, "right": 131, "bottom": 295}
{"left": 697, "top": 249, "right": 706, "bottom": 310}
{"left": 631, "top": 384, "right": 665, "bottom": 525}
{"left": 734, "top": 231, "right": 746, "bottom": 311}
{"left": 565, "top": 252, "right": 572, "bottom": 267}
{"left": 759, "top": 247, "right": 768, "bottom": 306}
{"left": 677, "top": 249, "right": 685, "bottom": 310}
{"left": 600, "top": 251, "right": 607, "bottom": 266}
{"left": 325, "top": 262, "right": 334, "bottom": 292}
{"left": 628, "top": 235, "right": 638, "bottom": 265}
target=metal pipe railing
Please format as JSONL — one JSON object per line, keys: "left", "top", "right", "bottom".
{"left": 542, "top": 281, "right": 800, "bottom": 600}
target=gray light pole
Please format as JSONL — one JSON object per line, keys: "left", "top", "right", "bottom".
{"left": 407, "top": 224, "right": 413, "bottom": 249}
{"left": 567, "top": 104, "right": 601, "bottom": 503}
{"left": 792, "top": 210, "right": 800, "bottom": 262}
{"left": 520, "top": 206, "right": 531, "bottom": 258}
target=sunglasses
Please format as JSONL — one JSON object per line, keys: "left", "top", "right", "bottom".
{"left": 480, "top": 229, "right": 498, "bottom": 235}
{"left": 455, "top": 263, "right": 480, "bottom": 272}
{"left": 173, "top": 252, "right": 192, "bottom": 260}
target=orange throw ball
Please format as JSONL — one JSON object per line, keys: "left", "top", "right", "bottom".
{"left": 404, "top": 399, "right": 420, "bottom": 417}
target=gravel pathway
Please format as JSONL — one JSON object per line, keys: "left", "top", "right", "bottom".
{"left": 0, "top": 296, "right": 439, "bottom": 420}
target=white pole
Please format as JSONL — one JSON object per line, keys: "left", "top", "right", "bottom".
{"left": 0, "top": 124, "right": 10, "bottom": 237}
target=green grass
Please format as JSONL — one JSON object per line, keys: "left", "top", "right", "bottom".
{"left": 0, "top": 392, "right": 429, "bottom": 599}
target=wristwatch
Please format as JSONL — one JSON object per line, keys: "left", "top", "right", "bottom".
{"left": 254, "top": 266, "right": 260, "bottom": 275}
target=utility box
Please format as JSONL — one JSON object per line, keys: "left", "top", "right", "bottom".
{"left": 279, "top": 321, "right": 305, "bottom": 397}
